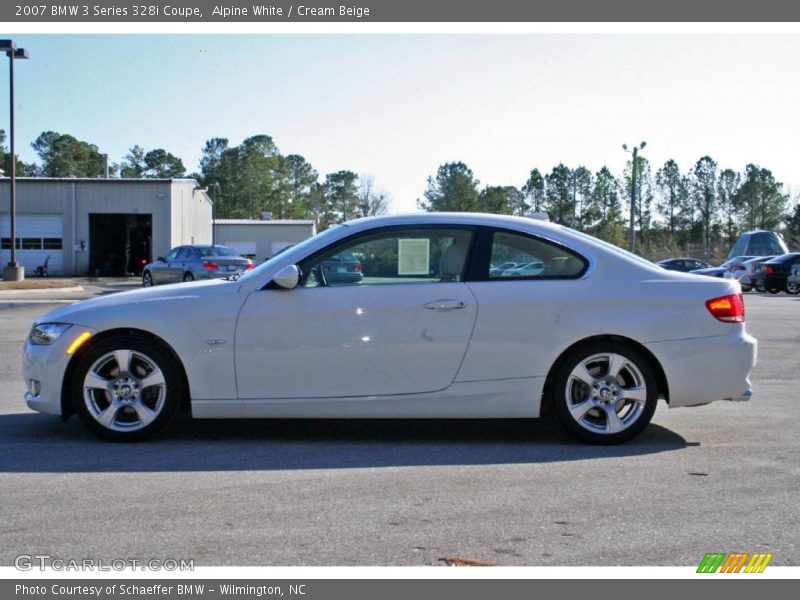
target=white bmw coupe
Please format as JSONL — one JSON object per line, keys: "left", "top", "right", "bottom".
{"left": 24, "top": 213, "right": 756, "bottom": 443}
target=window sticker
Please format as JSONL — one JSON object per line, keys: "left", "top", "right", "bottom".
{"left": 398, "top": 238, "right": 430, "bottom": 275}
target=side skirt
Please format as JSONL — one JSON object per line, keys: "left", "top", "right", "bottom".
{"left": 191, "top": 377, "right": 544, "bottom": 419}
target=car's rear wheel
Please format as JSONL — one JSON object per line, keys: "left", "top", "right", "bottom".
{"left": 142, "top": 271, "right": 153, "bottom": 287}
{"left": 551, "top": 342, "right": 658, "bottom": 444}
{"left": 183, "top": 272, "right": 194, "bottom": 282}
{"left": 72, "top": 336, "right": 183, "bottom": 441}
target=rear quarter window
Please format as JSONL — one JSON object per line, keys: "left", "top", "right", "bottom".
{"left": 485, "top": 229, "right": 587, "bottom": 280}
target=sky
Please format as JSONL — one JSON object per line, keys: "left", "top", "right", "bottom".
{"left": 2, "top": 34, "right": 799, "bottom": 213}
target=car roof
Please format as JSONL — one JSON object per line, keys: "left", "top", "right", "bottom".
{"left": 342, "top": 212, "right": 564, "bottom": 232}
{"left": 766, "top": 252, "right": 800, "bottom": 262}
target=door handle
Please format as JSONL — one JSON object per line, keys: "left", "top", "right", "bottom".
{"left": 424, "top": 299, "right": 467, "bottom": 311}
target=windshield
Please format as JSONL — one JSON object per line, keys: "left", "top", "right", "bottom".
{"left": 238, "top": 225, "right": 345, "bottom": 282}
{"left": 198, "top": 245, "right": 241, "bottom": 257}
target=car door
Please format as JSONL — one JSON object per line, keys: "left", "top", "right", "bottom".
{"left": 456, "top": 227, "right": 589, "bottom": 382}
{"left": 167, "top": 247, "right": 192, "bottom": 282}
{"left": 234, "top": 226, "right": 478, "bottom": 399}
{"left": 151, "top": 248, "right": 179, "bottom": 284}
{"left": 176, "top": 246, "right": 198, "bottom": 279}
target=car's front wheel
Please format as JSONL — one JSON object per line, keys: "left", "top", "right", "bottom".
{"left": 786, "top": 282, "right": 800, "bottom": 295}
{"left": 550, "top": 342, "right": 658, "bottom": 444}
{"left": 71, "top": 336, "right": 183, "bottom": 441}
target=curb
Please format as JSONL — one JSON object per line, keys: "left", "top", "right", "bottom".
{"left": 0, "top": 285, "right": 84, "bottom": 296}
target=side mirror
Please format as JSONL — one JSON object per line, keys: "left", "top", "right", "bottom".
{"left": 271, "top": 264, "right": 300, "bottom": 290}
{"left": 157, "top": 257, "right": 166, "bottom": 263}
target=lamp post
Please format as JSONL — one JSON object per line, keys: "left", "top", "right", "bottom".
{"left": 210, "top": 182, "right": 220, "bottom": 245}
{"left": 1, "top": 40, "right": 29, "bottom": 281}
{"left": 622, "top": 141, "right": 646, "bottom": 254}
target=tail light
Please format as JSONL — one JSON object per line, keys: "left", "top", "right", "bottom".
{"left": 245, "top": 263, "right": 254, "bottom": 270}
{"left": 203, "top": 262, "right": 219, "bottom": 271}
{"left": 353, "top": 263, "right": 363, "bottom": 272}
{"left": 140, "top": 258, "right": 147, "bottom": 265}
{"left": 706, "top": 294, "right": 745, "bottom": 323}
{"left": 764, "top": 266, "right": 774, "bottom": 275}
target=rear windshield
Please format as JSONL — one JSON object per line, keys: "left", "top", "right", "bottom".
{"left": 198, "top": 245, "right": 241, "bottom": 257}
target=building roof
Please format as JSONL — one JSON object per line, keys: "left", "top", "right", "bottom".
{"left": 214, "top": 219, "right": 317, "bottom": 226}
{"left": 0, "top": 177, "right": 199, "bottom": 184}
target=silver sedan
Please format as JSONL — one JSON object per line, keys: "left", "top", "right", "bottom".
{"left": 142, "top": 245, "right": 253, "bottom": 286}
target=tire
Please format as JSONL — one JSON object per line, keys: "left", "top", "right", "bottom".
{"left": 550, "top": 341, "right": 659, "bottom": 444}
{"left": 142, "top": 271, "right": 153, "bottom": 287}
{"left": 768, "top": 287, "right": 780, "bottom": 294}
{"left": 755, "top": 282, "right": 766, "bottom": 293}
{"left": 786, "top": 282, "right": 800, "bottom": 295}
{"left": 71, "top": 335, "right": 183, "bottom": 441}
{"left": 183, "top": 272, "right": 195, "bottom": 282}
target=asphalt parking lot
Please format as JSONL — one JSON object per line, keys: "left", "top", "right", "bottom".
{"left": 0, "top": 289, "right": 797, "bottom": 566}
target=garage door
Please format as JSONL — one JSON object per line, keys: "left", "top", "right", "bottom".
{"left": 0, "top": 215, "right": 65, "bottom": 276}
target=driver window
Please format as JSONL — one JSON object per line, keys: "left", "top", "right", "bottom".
{"left": 300, "top": 228, "right": 473, "bottom": 287}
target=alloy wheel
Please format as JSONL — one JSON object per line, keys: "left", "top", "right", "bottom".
{"left": 565, "top": 352, "right": 648, "bottom": 435}
{"left": 83, "top": 349, "right": 167, "bottom": 432}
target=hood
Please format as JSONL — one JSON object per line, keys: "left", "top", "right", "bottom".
{"left": 35, "top": 279, "right": 232, "bottom": 327}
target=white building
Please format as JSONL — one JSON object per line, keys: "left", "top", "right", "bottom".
{"left": 0, "top": 178, "right": 213, "bottom": 276}
{"left": 213, "top": 219, "right": 317, "bottom": 263}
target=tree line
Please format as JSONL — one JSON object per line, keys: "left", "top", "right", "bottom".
{"left": 0, "top": 129, "right": 390, "bottom": 230}
{"left": 2, "top": 128, "right": 798, "bottom": 257}
{"left": 419, "top": 158, "right": 799, "bottom": 258}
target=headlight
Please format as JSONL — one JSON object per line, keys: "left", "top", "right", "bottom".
{"left": 29, "top": 323, "right": 72, "bottom": 346}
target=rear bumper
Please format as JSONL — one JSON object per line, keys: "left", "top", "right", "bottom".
{"left": 644, "top": 330, "right": 757, "bottom": 408}
{"left": 763, "top": 275, "right": 788, "bottom": 289}
{"left": 200, "top": 271, "right": 237, "bottom": 280}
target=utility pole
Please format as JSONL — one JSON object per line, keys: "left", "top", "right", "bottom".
{"left": 1, "top": 40, "right": 29, "bottom": 281}
{"left": 622, "top": 141, "right": 646, "bottom": 254}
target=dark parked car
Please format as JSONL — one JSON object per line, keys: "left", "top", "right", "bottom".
{"left": 751, "top": 252, "right": 800, "bottom": 294}
{"left": 657, "top": 258, "right": 712, "bottom": 272}
{"left": 143, "top": 244, "right": 253, "bottom": 286}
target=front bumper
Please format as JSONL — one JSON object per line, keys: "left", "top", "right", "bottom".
{"left": 23, "top": 325, "right": 95, "bottom": 416}
{"left": 644, "top": 329, "right": 757, "bottom": 408}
